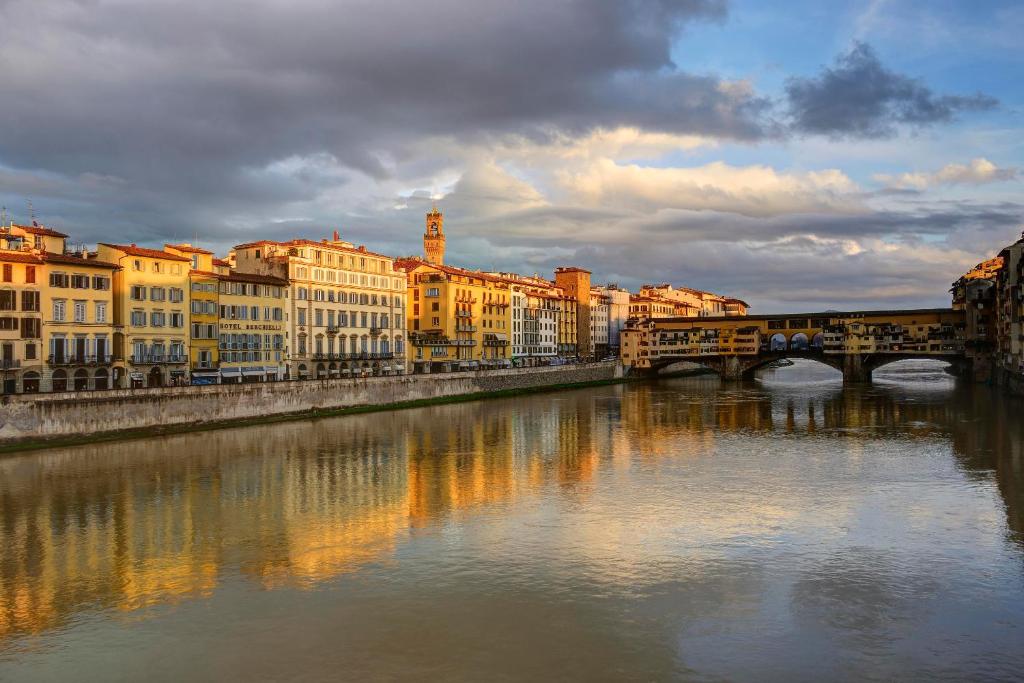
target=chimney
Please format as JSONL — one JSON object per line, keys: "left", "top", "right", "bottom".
{"left": 333, "top": 230, "right": 340, "bottom": 241}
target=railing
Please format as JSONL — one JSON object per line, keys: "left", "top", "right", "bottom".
{"left": 0, "top": 359, "right": 20, "bottom": 369}
{"left": 47, "top": 354, "right": 114, "bottom": 365}
{"left": 369, "top": 326, "right": 383, "bottom": 335}
{"left": 456, "top": 324, "right": 476, "bottom": 332}
{"left": 311, "top": 352, "right": 397, "bottom": 361}
{"left": 130, "top": 354, "right": 188, "bottom": 364}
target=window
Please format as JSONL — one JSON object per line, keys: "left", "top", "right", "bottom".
{"left": 169, "top": 288, "right": 184, "bottom": 303}
{"left": 0, "top": 291, "right": 14, "bottom": 311}
{"left": 49, "top": 272, "right": 69, "bottom": 288}
{"left": 130, "top": 285, "right": 146, "bottom": 300}
{"left": 52, "top": 299, "right": 66, "bottom": 322}
{"left": 25, "top": 266, "right": 35, "bottom": 284}
{"left": 0, "top": 317, "right": 17, "bottom": 330}
{"left": 1, "top": 264, "right": 10, "bottom": 282}
{"left": 150, "top": 311, "right": 166, "bottom": 327}
{"left": 92, "top": 275, "right": 110, "bottom": 290}
{"left": 170, "top": 312, "right": 184, "bottom": 328}
{"left": 150, "top": 287, "right": 166, "bottom": 301}
{"left": 24, "top": 342, "right": 36, "bottom": 359}
{"left": 20, "top": 318, "right": 40, "bottom": 339}
{"left": 132, "top": 259, "right": 142, "bottom": 271}
{"left": 71, "top": 274, "right": 90, "bottom": 289}
{"left": 297, "top": 309, "right": 306, "bottom": 326}
{"left": 95, "top": 302, "right": 107, "bottom": 323}
{"left": 426, "top": 287, "right": 439, "bottom": 297}
{"left": 73, "top": 301, "right": 87, "bottom": 323}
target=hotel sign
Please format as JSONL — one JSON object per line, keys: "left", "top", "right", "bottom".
{"left": 221, "top": 323, "right": 283, "bottom": 331}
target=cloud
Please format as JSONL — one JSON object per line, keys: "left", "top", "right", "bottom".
{"left": 874, "top": 158, "right": 1018, "bottom": 190}
{"left": 557, "top": 159, "right": 860, "bottom": 216}
{"left": 785, "top": 43, "right": 997, "bottom": 138}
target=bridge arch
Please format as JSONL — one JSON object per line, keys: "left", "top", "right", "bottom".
{"left": 790, "top": 333, "right": 809, "bottom": 351}
{"left": 768, "top": 333, "right": 787, "bottom": 351}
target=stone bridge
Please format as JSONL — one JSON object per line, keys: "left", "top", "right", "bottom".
{"left": 621, "top": 308, "right": 968, "bottom": 383}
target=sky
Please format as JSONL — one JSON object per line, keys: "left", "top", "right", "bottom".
{"left": 0, "top": 0, "right": 1021, "bottom": 312}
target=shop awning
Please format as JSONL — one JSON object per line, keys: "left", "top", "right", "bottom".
{"left": 242, "top": 367, "right": 265, "bottom": 376}
{"left": 220, "top": 367, "right": 242, "bottom": 375}
{"left": 190, "top": 371, "right": 219, "bottom": 378}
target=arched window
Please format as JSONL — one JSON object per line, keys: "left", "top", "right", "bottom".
{"left": 94, "top": 368, "right": 109, "bottom": 390}
{"left": 22, "top": 371, "right": 40, "bottom": 393}
{"left": 73, "top": 368, "right": 89, "bottom": 391}
{"left": 51, "top": 369, "right": 68, "bottom": 392}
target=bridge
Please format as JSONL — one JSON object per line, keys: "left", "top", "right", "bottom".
{"left": 619, "top": 308, "right": 968, "bottom": 383}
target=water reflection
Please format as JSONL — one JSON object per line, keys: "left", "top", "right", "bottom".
{"left": 0, "top": 360, "right": 1022, "bottom": 679}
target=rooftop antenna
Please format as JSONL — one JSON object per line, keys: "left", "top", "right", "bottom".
{"left": 0, "top": 205, "right": 6, "bottom": 226}
{"left": 27, "top": 199, "right": 37, "bottom": 226}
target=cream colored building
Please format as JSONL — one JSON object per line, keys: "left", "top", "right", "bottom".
{"left": 233, "top": 235, "right": 407, "bottom": 379}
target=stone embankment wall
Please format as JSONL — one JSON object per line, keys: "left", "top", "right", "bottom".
{"left": 0, "top": 362, "right": 623, "bottom": 445}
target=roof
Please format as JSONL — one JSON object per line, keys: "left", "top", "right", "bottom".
{"left": 212, "top": 258, "right": 231, "bottom": 267}
{"left": 233, "top": 238, "right": 393, "bottom": 261}
{"left": 400, "top": 258, "right": 511, "bottom": 285}
{"left": 99, "top": 243, "right": 192, "bottom": 262}
{"left": 11, "top": 224, "right": 68, "bottom": 238}
{"left": 0, "top": 251, "right": 43, "bottom": 264}
{"left": 220, "top": 271, "right": 288, "bottom": 287}
{"left": 655, "top": 308, "right": 960, "bottom": 324}
{"left": 554, "top": 266, "right": 591, "bottom": 274}
{"left": 43, "top": 252, "right": 118, "bottom": 269}
{"left": 165, "top": 243, "right": 213, "bottom": 255}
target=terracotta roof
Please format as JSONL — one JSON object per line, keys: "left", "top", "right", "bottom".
{"left": 0, "top": 251, "right": 43, "bottom": 264}
{"left": 165, "top": 243, "right": 213, "bottom": 255}
{"left": 220, "top": 271, "right": 288, "bottom": 287}
{"left": 234, "top": 238, "right": 394, "bottom": 261}
{"left": 11, "top": 224, "right": 68, "bottom": 238}
{"left": 189, "top": 269, "right": 221, "bottom": 279}
{"left": 99, "top": 243, "right": 191, "bottom": 261}
{"left": 43, "top": 252, "right": 118, "bottom": 269}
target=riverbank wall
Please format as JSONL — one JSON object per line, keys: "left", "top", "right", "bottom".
{"left": 0, "top": 362, "right": 624, "bottom": 449}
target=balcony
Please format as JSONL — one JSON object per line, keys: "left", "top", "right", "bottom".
{"left": 455, "top": 310, "right": 473, "bottom": 318}
{"left": 312, "top": 351, "right": 397, "bottom": 361}
{"left": 369, "top": 326, "right": 383, "bottom": 335}
{"left": 456, "top": 324, "right": 477, "bottom": 332}
{"left": 326, "top": 326, "right": 340, "bottom": 334}
{"left": 48, "top": 354, "right": 114, "bottom": 366}
{"left": 130, "top": 354, "right": 187, "bottom": 364}
{"left": 0, "top": 359, "right": 20, "bottom": 369}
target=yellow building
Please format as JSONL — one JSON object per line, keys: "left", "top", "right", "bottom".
{"left": 0, "top": 237, "right": 43, "bottom": 394}
{"left": 97, "top": 243, "right": 191, "bottom": 388}
{"left": 165, "top": 244, "right": 220, "bottom": 384}
{"left": 40, "top": 251, "right": 117, "bottom": 391}
{"left": 399, "top": 259, "right": 512, "bottom": 372}
{"left": 216, "top": 271, "right": 288, "bottom": 383}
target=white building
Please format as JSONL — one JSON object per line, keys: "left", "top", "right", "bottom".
{"left": 595, "top": 284, "right": 631, "bottom": 354}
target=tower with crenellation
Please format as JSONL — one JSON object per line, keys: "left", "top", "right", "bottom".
{"left": 424, "top": 207, "right": 445, "bottom": 265}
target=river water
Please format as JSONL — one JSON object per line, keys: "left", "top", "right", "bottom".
{"left": 1, "top": 360, "right": 1023, "bottom": 681}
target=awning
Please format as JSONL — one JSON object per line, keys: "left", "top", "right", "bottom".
{"left": 191, "top": 371, "right": 219, "bottom": 378}
{"left": 220, "top": 367, "right": 242, "bottom": 375}
{"left": 242, "top": 367, "right": 265, "bottom": 376}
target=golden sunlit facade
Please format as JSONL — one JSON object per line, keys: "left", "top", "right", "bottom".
{"left": 401, "top": 259, "right": 512, "bottom": 371}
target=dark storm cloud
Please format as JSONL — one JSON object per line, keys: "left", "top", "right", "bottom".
{"left": 785, "top": 43, "right": 997, "bottom": 137}
{"left": 0, "top": 1, "right": 751, "bottom": 190}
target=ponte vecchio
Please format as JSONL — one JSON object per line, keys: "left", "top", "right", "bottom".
{"left": 620, "top": 308, "right": 968, "bottom": 383}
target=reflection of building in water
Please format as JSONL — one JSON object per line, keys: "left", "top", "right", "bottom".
{"left": 0, "top": 416, "right": 411, "bottom": 639}
{"left": 406, "top": 402, "right": 517, "bottom": 526}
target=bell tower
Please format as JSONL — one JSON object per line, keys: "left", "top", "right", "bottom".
{"left": 424, "top": 206, "right": 445, "bottom": 265}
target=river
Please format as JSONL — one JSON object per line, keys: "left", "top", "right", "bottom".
{"left": 1, "top": 360, "right": 1023, "bottom": 681}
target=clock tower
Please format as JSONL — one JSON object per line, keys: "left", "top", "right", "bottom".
{"left": 424, "top": 207, "right": 445, "bottom": 265}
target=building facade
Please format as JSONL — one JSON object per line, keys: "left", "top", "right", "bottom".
{"left": 97, "top": 244, "right": 190, "bottom": 388}
{"left": 554, "top": 267, "right": 591, "bottom": 359}
{"left": 401, "top": 260, "right": 512, "bottom": 372}
{"left": 217, "top": 271, "right": 288, "bottom": 383}
{"left": 233, "top": 235, "right": 407, "bottom": 379}
{"left": 41, "top": 252, "right": 117, "bottom": 392}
